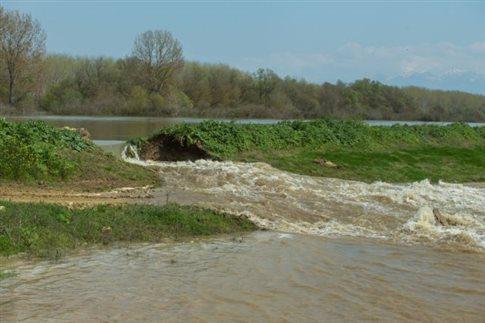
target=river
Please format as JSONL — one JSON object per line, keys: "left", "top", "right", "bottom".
{"left": 5, "top": 114, "right": 485, "bottom": 139}
{"left": 1, "top": 115, "right": 484, "bottom": 321}
{"left": 5, "top": 115, "right": 485, "bottom": 157}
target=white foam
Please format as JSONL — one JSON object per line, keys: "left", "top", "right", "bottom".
{"left": 122, "top": 145, "right": 485, "bottom": 249}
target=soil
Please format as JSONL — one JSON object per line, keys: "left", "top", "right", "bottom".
{"left": 0, "top": 183, "right": 154, "bottom": 207}
{"left": 141, "top": 134, "right": 213, "bottom": 161}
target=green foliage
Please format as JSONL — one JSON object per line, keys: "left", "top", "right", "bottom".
{"left": 0, "top": 119, "right": 93, "bottom": 180}
{"left": 0, "top": 201, "right": 256, "bottom": 258}
{"left": 1, "top": 5, "right": 483, "bottom": 120}
{"left": 0, "top": 136, "right": 74, "bottom": 180}
{"left": 14, "top": 55, "right": 484, "bottom": 121}
{"left": 0, "top": 118, "right": 94, "bottom": 151}
{"left": 0, "top": 118, "right": 158, "bottom": 188}
{"left": 126, "top": 85, "right": 150, "bottom": 111}
{"left": 145, "top": 119, "right": 484, "bottom": 159}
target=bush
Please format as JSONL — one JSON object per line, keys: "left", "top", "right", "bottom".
{"left": 0, "top": 137, "right": 74, "bottom": 180}
{"left": 0, "top": 119, "right": 94, "bottom": 180}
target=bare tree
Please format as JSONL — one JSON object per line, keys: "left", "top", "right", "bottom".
{"left": 0, "top": 7, "right": 6, "bottom": 35}
{"left": 0, "top": 7, "right": 6, "bottom": 94}
{"left": 0, "top": 9, "right": 46, "bottom": 105}
{"left": 132, "top": 30, "right": 183, "bottom": 94}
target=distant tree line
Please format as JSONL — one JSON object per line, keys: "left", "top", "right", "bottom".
{"left": 1, "top": 6, "right": 484, "bottom": 121}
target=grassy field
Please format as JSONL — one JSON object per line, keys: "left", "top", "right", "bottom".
{"left": 0, "top": 201, "right": 256, "bottom": 258}
{"left": 237, "top": 146, "right": 485, "bottom": 183}
{"left": 136, "top": 120, "right": 485, "bottom": 183}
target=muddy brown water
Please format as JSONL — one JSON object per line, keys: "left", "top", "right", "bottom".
{"left": 1, "top": 116, "right": 485, "bottom": 321}
{"left": 1, "top": 233, "right": 484, "bottom": 322}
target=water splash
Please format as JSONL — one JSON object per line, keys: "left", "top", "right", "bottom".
{"left": 122, "top": 145, "right": 485, "bottom": 250}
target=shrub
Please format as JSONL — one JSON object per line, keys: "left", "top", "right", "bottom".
{"left": 0, "top": 119, "right": 94, "bottom": 180}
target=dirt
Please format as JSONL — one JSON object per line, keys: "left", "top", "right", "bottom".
{"left": 141, "top": 134, "right": 213, "bottom": 161}
{"left": 0, "top": 183, "right": 155, "bottom": 207}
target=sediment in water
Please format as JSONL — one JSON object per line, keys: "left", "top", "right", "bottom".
{"left": 122, "top": 145, "right": 485, "bottom": 251}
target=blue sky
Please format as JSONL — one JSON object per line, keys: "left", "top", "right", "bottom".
{"left": 3, "top": 1, "right": 485, "bottom": 93}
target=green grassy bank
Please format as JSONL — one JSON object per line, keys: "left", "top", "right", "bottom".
{"left": 136, "top": 120, "right": 485, "bottom": 183}
{"left": 0, "top": 201, "right": 256, "bottom": 259}
{"left": 0, "top": 118, "right": 158, "bottom": 190}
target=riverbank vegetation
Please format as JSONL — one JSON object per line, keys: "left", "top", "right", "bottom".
{"left": 1, "top": 6, "right": 484, "bottom": 121}
{"left": 135, "top": 120, "right": 485, "bottom": 183}
{"left": 0, "top": 201, "right": 256, "bottom": 258}
{"left": 0, "top": 118, "right": 158, "bottom": 190}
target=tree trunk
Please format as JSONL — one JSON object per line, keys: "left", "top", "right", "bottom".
{"left": 8, "top": 77, "right": 14, "bottom": 105}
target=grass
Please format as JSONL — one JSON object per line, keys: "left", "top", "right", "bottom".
{"left": 136, "top": 120, "right": 485, "bottom": 183}
{"left": 0, "top": 201, "right": 256, "bottom": 258}
{"left": 60, "top": 149, "right": 159, "bottom": 191}
{"left": 0, "top": 118, "right": 159, "bottom": 190}
{"left": 237, "top": 145, "right": 485, "bottom": 183}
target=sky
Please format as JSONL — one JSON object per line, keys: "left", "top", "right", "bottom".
{"left": 3, "top": 0, "right": 485, "bottom": 93}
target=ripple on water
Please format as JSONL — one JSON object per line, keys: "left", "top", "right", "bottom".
{"left": 1, "top": 233, "right": 484, "bottom": 321}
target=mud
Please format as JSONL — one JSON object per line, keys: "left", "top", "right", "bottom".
{"left": 0, "top": 184, "right": 154, "bottom": 206}
{"left": 140, "top": 134, "right": 212, "bottom": 161}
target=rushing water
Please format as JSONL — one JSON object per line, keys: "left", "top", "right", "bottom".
{"left": 1, "top": 232, "right": 484, "bottom": 322}
{"left": 121, "top": 150, "right": 485, "bottom": 252}
{"left": 1, "top": 115, "right": 485, "bottom": 321}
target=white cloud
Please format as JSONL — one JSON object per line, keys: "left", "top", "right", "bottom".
{"left": 237, "top": 41, "right": 485, "bottom": 82}
{"left": 469, "top": 41, "right": 485, "bottom": 54}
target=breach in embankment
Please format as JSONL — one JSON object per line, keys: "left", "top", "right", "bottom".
{"left": 123, "top": 120, "right": 485, "bottom": 251}
{"left": 0, "top": 119, "right": 256, "bottom": 261}
{"left": 130, "top": 119, "right": 485, "bottom": 183}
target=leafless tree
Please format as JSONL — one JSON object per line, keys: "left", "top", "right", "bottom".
{"left": 132, "top": 30, "right": 184, "bottom": 94}
{"left": 0, "top": 7, "right": 6, "bottom": 34}
{"left": 0, "top": 9, "right": 46, "bottom": 105}
{"left": 0, "top": 7, "right": 6, "bottom": 92}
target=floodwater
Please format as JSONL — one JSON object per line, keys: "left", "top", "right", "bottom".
{"left": 5, "top": 115, "right": 484, "bottom": 157}
{"left": 4, "top": 115, "right": 286, "bottom": 155}
{"left": 5, "top": 115, "right": 484, "bottom": 156}
{"left": 1, "top": 115, "right": 485, "bottom": 321}
{"left": 123, "top": 151, "right": 485, "bottom": 252}
{"left": 4, "top": 115, "right": 286, "bottom": 140}
{"left": 5, "top": 115, "right": 485, "bottom": 141}
{"left": 1, "top": 232, "right": 484, "bottom": 322}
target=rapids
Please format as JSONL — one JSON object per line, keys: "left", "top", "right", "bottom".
{"left": 1, "top": 146, "right": 484, "bottom": 322}
{"left": 123, "top": 145, "right": 485, "bottom": 251}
